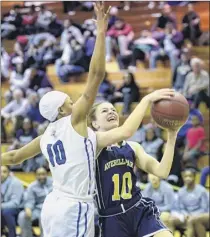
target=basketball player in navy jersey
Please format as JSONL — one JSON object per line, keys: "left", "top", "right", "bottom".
{"left": 88, "top": 99, "right": 179, "bottom": 237}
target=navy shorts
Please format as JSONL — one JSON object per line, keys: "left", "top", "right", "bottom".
{"left": 100, "top": 197, "right": 168, "bottom": 237}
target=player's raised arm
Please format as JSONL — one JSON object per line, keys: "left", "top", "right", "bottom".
{"left": 1, "top": 136, "right": 42, "bottom": 165}
{"left": 72, "top": 2, "right": 111, "bottom": 124}
{"left": 96, "top": 89, "right": 175, "bottom": 149}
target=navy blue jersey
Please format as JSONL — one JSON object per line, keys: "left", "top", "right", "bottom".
{"left": 95, "top": 142, "right": 141, "bottom": 213}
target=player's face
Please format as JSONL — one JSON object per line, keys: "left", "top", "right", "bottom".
{"left": 36, "top": 168, "right": 48, "bottom": 184}
{"left": 148, "top": 174, "right": 160, "bottom": 189}
{"left": 183, "top": 171, "right": 195, "bottom": 186}
{"left": 1, "top": 166, "right": 10, "bottom": 183}
{"left": 94, "top": 102, "right": 119, "bottom": 131}
{"left": 59, "top": 96, "right": 73, "bottom": 117}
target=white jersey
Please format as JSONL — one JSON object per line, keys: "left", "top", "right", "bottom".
{"left": 40, "top": 115, "right": 97, "bottom": 201}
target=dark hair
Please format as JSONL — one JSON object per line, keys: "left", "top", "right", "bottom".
{"left": 14, "top": 5, "right": 20, "bottom": 9}
{"left": 182, "top": 164, "right": 197, "bottom": 176}
{"left": 87, "top": 102, "right": 104, "bottom": 130}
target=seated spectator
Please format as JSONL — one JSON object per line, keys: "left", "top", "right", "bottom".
{"left": 35, "top": 5, "right": 55, "bottom": 31}
{"left": 152, "top": 4, "right": 177, "bottom": 39}
{"left": 189, "top": 213, "right": 210, "bottom": 237}
{"left": 29, "top": 69, "right": 53, "bottom": 93}
{"left": 166, "top": 167, "right": 209, "bottom": 235}
{"left": 143, "top": 174, "right": 174, "bottom": 225}
{"left": 1, "top": 5, "right": 22, "bottom": 39}
{"left": 183, "top": 114, "right": 206, "bottom": 163}
{"left": 173, "top": 49, "right": 192, "bottom": 92}
{"left": 56, "top": 36, "right": 86, "bottom": 82}
{"left": 177, "top": 99, "right": 203, "bottom": 148}
{"left": 1, "top": 89, "right": 28, "bottom": 124}
{"left": 150, "top": 23, "right": 183, "bottom": 70}
{"left": 108, "top": 7, "right": 119, "bottom": 29}
{"left": 183, "top": 57, "right": 210, "bottom": 108}
{"left": 97, "top": 72, "right": 115, "bottom": 101}
{"left": 1, "top": 165, "right": 24, "bottom": 237}
{"left": 141, "top": 127, "right": 164, "bottom": 159}
{"left": 9, "top": 57, "right": 33, "bottom": 90}
{"left": 26, "top": 92, "right": 46, "bottom": 125}
{"left": 106, "top": 18, "right": 134, "bottom": 62}
{"left": 61, "top": 19, "right": 84, "bottom": 50}
{"left": 18, "top": 167, "right": 53, "bottom": 237}
{"left": 1, "top": 47, "right": 10, "bottom": 81}
{"left": 182, "top": 3, "right": 202, "bottom": 45}
{"left": 200, "top": 166, "right": 210, "bottom": 187}
{"left": 127, "top": 30, "right": 159, "bottom": 71}
{"left": 22, "top": 5, "right": 38, "bottom": 34}
{"left": 110, "top": 72, "right": 140, "bottom": 115}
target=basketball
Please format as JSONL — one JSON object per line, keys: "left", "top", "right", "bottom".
{"left": 151, "top": 92, "right": 190, "bottom": 129}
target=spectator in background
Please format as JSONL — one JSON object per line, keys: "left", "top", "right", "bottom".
{"left": 127, "top": 123, "right": 147, "bottom": 144}
{"left": 182, "top": 3, "right": 202, "bottom": 45}
{"left": 143, "top": 174, "right": 174, "bottom": 226}
{"left": 97, "top": 72, "right": 115, "bottom": 101}
{"left": 200, "top": 166, "right": 210, "bottom": 187}
{"left": 22, "top": 5, "right": 38, "bottom": 34}
{"left": 56, "top": 36, "right": 86, "bottom": 82}
{"left": 26, "top": 92, "right": 46, "bottom": 125}
{"left": 152, "top": 3, "right": 177, "bottom": 39}
{"left": 150, "top": 22, "right": 183, "bottom": 71}
{"left": 173, "top": 49, "right": 192, "bottom": 92}
{"left": 106, "top": 18, "right": 134, "bottom": 62}
{"left": 36, "top": 5, "right": 55, "bottom": 31}
{"left": 9, "top": 57, "right": 33, "bottom": 91}
{"left": 18, "top": 167, "right": 53, "bottom": 237}
{"left": 166, "top": 167, "right": 209, "bottom": 236}
{"left": 177, "top": 99, "right": 203, "bottom": 148}
{"left": 108, "top": 7, "right": 119, "bottom": 29}
{"left": 183, "top": 115, "right": 206, "bottom": 164}
{"left": 1, "top": 89, "right": 28, "bottom": 123}
{"left": 141, "top": 127, "right": 164, "bottom": 159}
{"left": 110, "top": 72, "right": 140, "bottom": 115}
{"left": 183, "top": 57, "right": 210, "bottom": 108}
{"left": 1, "top": 5, "right": 22, "bottom": 39}
{"left": 60, "top": 19, "right": 84, "bottom": 50}
{"left": 1, "top": 165, "right": 24, "bottom": 237}
{"left": 1, "top": 47, "right": 10, "bottom": 81}
{"left": 127, "top": 30, "right": 159, "bottom": 71}
{"left": 189, "top": 213, "right": 210, "bottom": 237}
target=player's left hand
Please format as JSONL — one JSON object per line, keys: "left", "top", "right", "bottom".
{"left": 93, "top": 2, "right": 111, "bottom": 32}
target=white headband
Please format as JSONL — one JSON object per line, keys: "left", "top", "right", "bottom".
{"left": 39, "top": 91, "right": 68, "bottom": 122}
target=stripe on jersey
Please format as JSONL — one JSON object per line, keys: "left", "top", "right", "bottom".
{"left": 89, "top": 139, "right": 95, "bottom": 193}
{"left": 76, "top": 202, "right": 82, "bottom": 237}
{"left": 84, "top": 138, "right": 91, "bottom": 194}
{"left": 83, "top": 203, "right": 89, "bottom": 237}
{"left": 96, "top": 158, "right": 106, "bottom": 209}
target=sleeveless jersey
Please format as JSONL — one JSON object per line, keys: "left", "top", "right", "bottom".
{"left": 95, "top": 142, "right": 141, "bottom": 212}
{"left": 40, "top": 115, "right": 97, "bottom": 201}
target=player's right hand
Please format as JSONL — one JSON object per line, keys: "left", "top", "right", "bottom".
{"left": 93, "top": 2, "right": 111, "bottom": 32}
{"left": 145, "top": 88, "right": 175, "bottom": 103}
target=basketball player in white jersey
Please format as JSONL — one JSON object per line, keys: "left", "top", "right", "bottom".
{"left": 2, "top": 3, "right": 110, "bottom": 237}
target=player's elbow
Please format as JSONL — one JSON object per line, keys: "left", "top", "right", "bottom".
{"left": 157, "top": 172, "right": 169, "bottom": 179}
{"left": 11, "top": 151, "right": 22, "bottom": 165}
{"left": 121, "top": 126, "right": 134, "bottom": 140}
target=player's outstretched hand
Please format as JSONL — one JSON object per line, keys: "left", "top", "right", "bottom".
{"left": 145, "top": 88, "right": 175, "bottom": 103}
{"left": 94, "top": 1, "right": 111, "bottom": 32}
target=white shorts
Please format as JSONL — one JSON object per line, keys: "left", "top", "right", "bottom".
{"left": 41, "top": 191, "right": 95, "bottom": 237}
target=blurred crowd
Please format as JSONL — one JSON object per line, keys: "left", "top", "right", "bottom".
{"left": 1, "top": 1, "right": 209, "bottom": 237}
